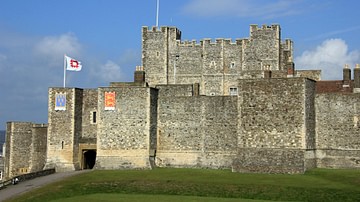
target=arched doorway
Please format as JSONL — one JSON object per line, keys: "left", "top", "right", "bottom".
{"left": 83, "top": 150, "right": 96, "bottom": 169}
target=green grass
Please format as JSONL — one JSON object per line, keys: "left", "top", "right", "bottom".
{"left": 50, "top": 193, "right": 273, "bottom": 202}
{"left": 6, "top": 168, "right": 360, "bottom": 202}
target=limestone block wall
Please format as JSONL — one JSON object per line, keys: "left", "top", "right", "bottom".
{"left": 156, "top": 96, "right": 238, "bottom": 169}
{"left": 45, "top": 88, "right": 82, "bottom": 172}
{"left": 243, "top": 24, "right": 280, "bottom": 71}
{"left": 4, "top": 122, "right": 33, "bottom": 178}
{"left": 29, "top": 124, "right": 47, "bottom": 172}
{"left": 315, "top": 93, "right": 360, "bottom": 168}
{"left": 296, "top": 70, "right": 322, "bottom": 81}
{"left": 233, "top": 78, "right": 316, "bottom": 173}
{"left": 156, "top": 84, "right": 195, "bottom": 97}
{"left": 142, "top": 26, "right": 181, "bottom": 86}
{"left": 172, "top": 43, "right": 202, "bottom": 85}
{"left": 95, "top": 87, "right": 156, "bottom": 169}
{"left": 80, "top": 89, "right": 98, "bottom": 143}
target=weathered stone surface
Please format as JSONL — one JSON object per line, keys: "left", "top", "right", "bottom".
{"left": 232, "top": 148, "right": 306, "bottom": 174}
{"left": 315, "top": 93, "right": 360, "bottom": 168}
{"left": 95, "top": 87, "right": 157, "bottom": 169}
{"left": 156, "top": 96, "right": 238, "bottom": 168}
{"left": 233, "top": 78, "right": 317, "bottom": 173}
{"left": 4, "top": 122, "right": 47, "bottom": 179}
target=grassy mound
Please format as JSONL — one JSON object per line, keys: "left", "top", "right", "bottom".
{"left": 7, "top": 168, "right": 360, "bottom": 202}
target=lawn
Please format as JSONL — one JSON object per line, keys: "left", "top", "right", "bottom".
{"left": 5, "top": 168, "right": 360, "bottom": 202}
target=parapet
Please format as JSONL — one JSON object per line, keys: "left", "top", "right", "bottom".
{"left": 250, "top": 24, "right": 280, "bottom": 32}
{"left": 250, "top": 24, "right": 280, "bottom": 38}
{"left": 32, "top": 123, "right": 48, "bottom": 128}
{"left": 109, "top": 82, "right": 147, "bottom": 88}
{"left": 142, "top": 26, "right": 181, "bottom": 40}
{"left": 198, "top": 38, "right": 245, "bottom": 46}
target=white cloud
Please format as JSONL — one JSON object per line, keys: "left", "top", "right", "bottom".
{"left": 182, "top": 0, "right": 306, "bottom": 19}
{"left": 92, "top": 60, "right": 124, "bottom": 83}
{"left": 34, "top": 33, "right": 82, "bottom": 62}
{"left": 0, "top": 31, "right": 85, "bottom": 129}
{"left": 295, "top": 39, "right": 360, "bottom": 80}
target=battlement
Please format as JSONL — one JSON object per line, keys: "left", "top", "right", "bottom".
{"left": 176, "top": 38, "right": 246, "bottom": 47}
{"left": 142, "top": 26, "right": 181, "bottom": 40}
{"left": 32, "top": 123, "right": 48, "bottom": 128}
{"left": 250, "top": 24, "right": 280, "bottom": 39}
{"left": 177, "top": 39, "right": 200, "bottom": 47}
{"left": 250, "top": 24, "right": 280, "bottom": 32}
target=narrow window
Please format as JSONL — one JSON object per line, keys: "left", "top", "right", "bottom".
{"left": 230, "top": 62, "right": 235, "bottom": 69}
{"left": 156, "top": 51, "right": 159, "bottom": 57}
{"left": 229, "top": 87, "right": 238, "bottom": 96}
{"left": 61, "top": 141, "right": 64, "bottom": 149}
{"left": 92, "top": 111, "right": 97, "bottom": 124}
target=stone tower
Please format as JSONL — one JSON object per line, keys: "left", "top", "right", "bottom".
{"left": 142, "top": 24, "right": 294, "bottom": 96}
{"left": 45, "top": 88, "right": 97, "bottom": 172}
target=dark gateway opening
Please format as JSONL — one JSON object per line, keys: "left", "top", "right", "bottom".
{"left": 83, "top": 150, "right": 96, "bottom": 169}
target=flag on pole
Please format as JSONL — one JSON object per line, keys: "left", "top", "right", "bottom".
{"left": 65, "top": 55, "right": 82, "bottom": 71}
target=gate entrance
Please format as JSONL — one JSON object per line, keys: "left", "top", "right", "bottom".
{"left": 83, "top": 150, "right": 96, "bottom": 169}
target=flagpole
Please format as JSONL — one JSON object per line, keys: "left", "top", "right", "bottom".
{"left": 63, "top": 54, "right": 66, "bottom": 88}
{"left": 156, "top": 0, "right": 159, "bottom": 27}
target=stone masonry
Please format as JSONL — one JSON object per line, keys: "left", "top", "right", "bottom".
{"left": 3, "top": 24, "right": 360, "bottom": 178}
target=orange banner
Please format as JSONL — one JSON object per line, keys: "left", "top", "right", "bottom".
{"left": 105, "top": 92, "right": 116, "bottom": 110}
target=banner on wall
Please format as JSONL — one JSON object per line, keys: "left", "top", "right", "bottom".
{"left": 55, "top": 93, "right": 66, "bottom": 110}
{"left": 105, "top": 92, "right": 116, "bottom": 110}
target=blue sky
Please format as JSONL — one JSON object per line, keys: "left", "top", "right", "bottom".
{"left": 1, "top": 0, "right": 360, "bottom": 130}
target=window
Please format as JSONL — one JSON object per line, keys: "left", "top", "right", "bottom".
{"left": 230, "top": 62, "right": 235, "bottom": 69}
{"left": 92, "top": 111, "right": 97, "bottom": 124}
{"left": 156, "top": 51, "right": 159, "bottom": 57}
{"left": 229, "top": 87, "right": 238, "bottom": 96}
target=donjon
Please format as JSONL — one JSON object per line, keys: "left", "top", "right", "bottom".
{"left": 3, "top": 24, "right": 360, "bottom": 179}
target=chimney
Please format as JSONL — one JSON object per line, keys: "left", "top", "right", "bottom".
{"left": 134, "top": 66, "right": 145, "bottom": 83}
{"left": 287, "top": 63, "right": 295, "bottom": 77}
{"left": 343, "top": 64, "right": 351, "bottom": 87}
{"left": 263, "top": 65, "right": 272, "bottom": 78}
{"left": 353, "top": 64, "right": 360, "bottom": 93}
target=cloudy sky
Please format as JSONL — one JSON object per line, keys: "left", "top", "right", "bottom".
{"left": 1, "top": 0, "right": 360, "bottom": 130}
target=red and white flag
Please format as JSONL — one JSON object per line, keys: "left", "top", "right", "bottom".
{"left": 65, "top": 55, "right": 82, "bottom": 71}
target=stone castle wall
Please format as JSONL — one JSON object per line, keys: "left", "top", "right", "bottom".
{"left": 233, "top": 78, "right": 316, "bottom": 173}
{"left": 4, "top": 122, "right": 47, "bottom": 179}
{"left": 315, "top": 93, "right": 360, "bottom": 168}
{"left": 29, "top": 124, "right": 47, "bottom": 172}
{"left": 80, "top": 89, "right": 98, "bottom": 143}
{"left": 5, "top": 122, "right": 32, "bottom": 178}
{"left": 95, "top": 87, "right": 157, "bottom": 169}
{"left": 156, "top": 95, "right": 238, "bottom": 168}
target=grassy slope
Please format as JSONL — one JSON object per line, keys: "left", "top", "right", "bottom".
{"left": 7, "top": 168, "right": 360, "bottom": 202}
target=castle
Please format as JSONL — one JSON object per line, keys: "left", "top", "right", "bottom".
{"left": 3, "top": 24, "right": 360, "bottom": 179}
